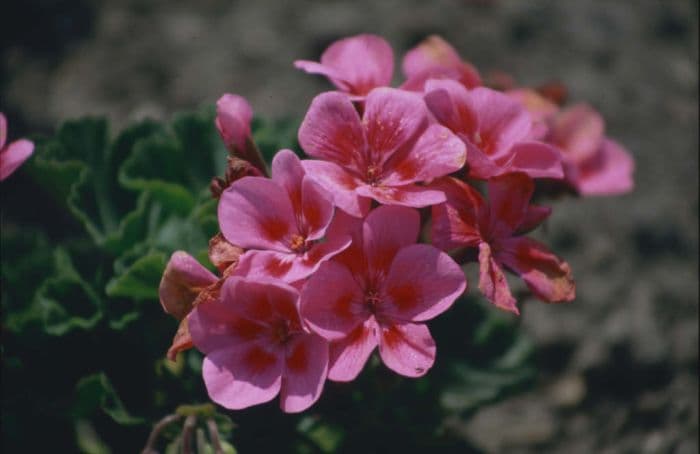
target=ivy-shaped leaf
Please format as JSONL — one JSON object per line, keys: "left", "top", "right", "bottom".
{"left": 73, "top": 373, "right": 144, "bottom": 426}
{"left": 105, "top": 251, "right": 167, "bottom": 300}
{"left": 36, "top": 248, "right": 103, "bottom": 336}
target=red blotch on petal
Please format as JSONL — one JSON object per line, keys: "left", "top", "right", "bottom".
{"left": 244, "top": 345, "right": 278, "bottom": 373}
{"left": 386, "top": 283, "right": 419, "bottom": 313}
{"left": 286, "top": 341, "right": 309, "bottom": 373}
{"left": 261, "top": 218, "right": 291, "bottom": 243}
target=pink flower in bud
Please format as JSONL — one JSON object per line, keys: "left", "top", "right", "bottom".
{"left": 0, "top": 113, "right": 34, "bottom": 181}
{"left": 159, "top": 252, "right": 220, "bottom": 360}
{"left": 218, "top": 149, "right": 351, "bottom": 282}
{"left": 401, "top": 35, "right": 481, "bottom": 92}
{"left": 424, "top": 80, "right": 564, "bottom": 181}
{"left": 547, "top": 104, "right": 634, "bottom": 196}
{"left": 299, "top": 87, "right": 466, "bottom": 217}
{"left": 215, "top": 94, "right": 267, "bottom": 173}
{"left": 189, "top": 276, "right": 329, "bottom": 412}
{"left": 301, "top": 206, "right": 466, "bottom": 381}
{"left": 432, "top": 174, "right": 575, "bottom": 314}
{"left": 294, "top": 34, "right": 394, "bottom": 99}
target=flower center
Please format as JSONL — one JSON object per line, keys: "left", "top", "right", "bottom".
{"left": 364, "top": 291, "right": 382, "bottom": 315}
{"left": 272, "top": 319, "right": 293, "bottom": 345}
{"left": 289, "top": 234, "right": 307, "bottom": 253}
{"left": 366, "top": 164, "right": 381, "bottom": 185}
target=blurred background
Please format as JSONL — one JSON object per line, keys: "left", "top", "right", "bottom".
{"left": 1, "top": 0, "right": 698, "bottom": 452}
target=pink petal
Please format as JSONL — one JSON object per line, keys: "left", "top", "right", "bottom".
{"left": 218, "top": 176, "right": 297, "bottom": 252}
{"left": 363, "top": 87, "right": 428, "bottom": 167}
{"left": 323, "top": 209, "right": 366, "bottom": 277}
{"left": 430, "top": 177, "right": 486, "bottom": 251}
{"left": 328, "top": 319, "right": 378, "bottom": 382}
{"left": 515, "top": 205, "right": 552, "bottom": 234}
{"left": 202, "top": 342, "right": 283, "bottom": 410}
{"left": 215, "top": 94, "right": 253, "bottom": 152}
{"left": 424, "top": 79, "right": 479, "bottom": 137}
{"left": 279, "top": 334, "right": 329, "bottom": 413}
{"left": 298, "top": 92, "right": 366, "bottom": 171}
{"left": 500, "top": 141, "right": 564, "bottom": 179}
{"left": 549, "top": 104, "right": 604, "bottom": 163}
{"left": 486, "top": 173, "right": 534, "bottom": 239}
{"left": 223, "top": 276, "right": 302, "bottom": 327}
{"left": 294, "top": 60, "right": 347, "bottom": 87}
{"left": 496, "top": 237, "right": 575, "bottom": 303}
{"left": 300, "top": 176, "right": 334, "bottom": 240}
{"left": 382, "top": 244, "right": 466, "bottom": 322}
{"left": 271, "top": 149, "right": 305, "bottom": 207}
{"left": 402, "top": 35, "right": 481, "bottom": 88}
{"left": 507, "top": 89, "right": 558, "bottom": 125}
{"left": 378, "top": 322, "right": 436, "bottom": 377}
{"left": 302, "top": 34, "right": 394, "bottom": 96}
{"left": 300, "top": 260, "right": 366, "bottom": 340}
{"left": 382, "top": 124, "right": 466, "bottom": 186}
{"left": 400, "top": 66, "right": 464, "bottom": 92}
{"left": 468, "top": 87, "right": 532, "bottom": 156}
{"left": 576, "top": 139, "right": 635, "bottom": 196}
{"left": 0, "top": 113, "right": 6, "bottom": 149}
{"left": 189, "top": 282, "right": 266, "bottom": 353}
{"left": 478, "top": 242, "right": 519, "bottom": 314}
{"left": 355, "top": 183, "right": 447, "bottom": 208}
{"left": 301, "top": 159, "right": 370, "bottom": 217}
{"left": 233, "top": 233, "right": 351, "bottom": 283}
{"left": 362, "top": 205, "right": 420, "bottom": 277}
{"left": 158, "top": 251, "right": 218, "bottom": 320}
{"left": 0, "top": 139, "right": 34, "bottom": 181}
{"left": 464, "top": 143, "right": 505, "bottom": 180}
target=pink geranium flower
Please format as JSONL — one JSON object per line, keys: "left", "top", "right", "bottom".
{"left": 189, "top": 276, "right": 329, "bottom": 412}
{"left": 546, "top": 104, "right": 634, "bottom": 196}
{"left": 218, "top": 149, "right": 350, "bottom": 282}
{"left": 432, "top": 174, "right": 575, "bottom": 314}
{"left": 216, "top": 94, "right": 267, "bottom": 174}
{"left": 424, "top": 79, "right": 564, "bottom": 180}
{"left": 298, "top": 87, "right": 466, "bottom": 217}
{"left": 0, "top": 113, "right": 34, "bottom": 181}
{"left": 294, "top": 34, "right": 394, "bottom": 99}
{"left": 400, "top": 35, "right": 481, "bottom": 92}
{"left": 301, "top": 205, "right": 466, "bottom": 380}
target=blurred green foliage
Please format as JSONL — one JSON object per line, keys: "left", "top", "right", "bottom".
{"left": 1, "top": 108, "right": 535, "bottom": 453}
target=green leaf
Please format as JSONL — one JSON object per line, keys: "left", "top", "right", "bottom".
{"left": 74, "top": 373, "right": 144, "bottom": 425}
{"left": 29, "top": 118, "right": 161, "bottom": 252}
{"left": 36, "top": 248, "right": 103, "bottom": 336}
{"left": 75, "top": 420, "right": 112, "bottom": 454}
{"left": 106, "top": 251, "right": 167, "bottom": 300}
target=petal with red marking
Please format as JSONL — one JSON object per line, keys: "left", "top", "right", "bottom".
{"left": 328, "top": 319, "right": 378, "bottom": 382}
{"left": 202, "top": 342, "right": 283, "bottom": 410}
{"left": 218, "top": 176, "right": 297, "bottom": 252}
{"left": 496, "top": 237, "right": 575, "bottom": 303}
{"left": 430, "top": 177, "right": 485, "bottom": 251}
{"left": 301, "top": 159, "right": 370, "bottom": 218}
{"left": 487, "top": 173, "right": 534, "bottom": 239}
{"left": 301, "top": 260, "right": 366, "bottom": 340}
{"left": 478, "top": 242, "right": 519, "bottom": 314}
{"left": 159, "top": 251, "right": 218, "bottom": 320}
{"left": 280, "top": 334, "right": 329, "bottom": 413}
{"left": 382, "top": 244, "right": 466, "bottom": 322}
{"left": 298, "top": 92, "right": 366, "bottom": 169}
{"left": 362, "top": 205, "right": 420, "bottom": 277}
{"left": 378, "top": 323, "right": 436, "bottom": 377}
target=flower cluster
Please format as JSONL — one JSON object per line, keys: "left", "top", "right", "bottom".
{"left": 159, "top": 34, "right": 634, "bottom": 413}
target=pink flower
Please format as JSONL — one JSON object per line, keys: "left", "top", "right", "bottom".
{"left": 294, "top": 34, "right": 394, "bottom": 99}
{"left": 424, "top": 79, "right": 564, "bottom": 180}
{"left": 298, "top": 87, "right": 466, "bottom": 217}
{"left": 216, "top": 94, "right": 267, "bottom": 173}
{"left": 301, "top": 205, "right": 466, "bottom": 380}
{"left": 506, "top": 89, "right": 559, "bottom": 140}
{"left": 401, "top": 35, "right": 481, "bottom": 92}
{"left": 0, "top": 113, "right": 34, "bottom": 181}
{"left": 547, "top": 104, "right": 634, "bottom": 196}
{"left": 189, "top": 276, "right": 329, "bottom": 412}
{"left": 218, "top": 149, "right": 350, "bottom": 282}
{"left": 432, "top": 174, "right": 575, "bottom": 314}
